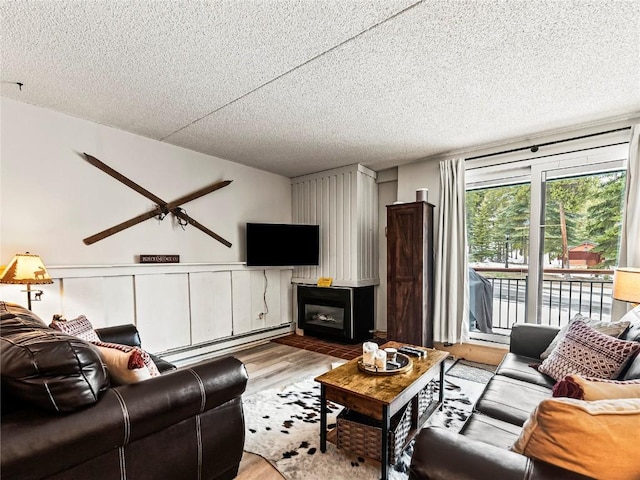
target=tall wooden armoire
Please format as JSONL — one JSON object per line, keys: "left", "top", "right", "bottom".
{"left": 386, "top": 201, "right": 435, "bottom": 347}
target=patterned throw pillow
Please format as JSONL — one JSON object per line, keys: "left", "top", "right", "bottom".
{"left": 49, "top": 315, "right": 100, "bottom": 342}
{"left": 92, "top": 341, "right": 160, "bottom": 385}
{"left": 538, "top": 320, "right": 640, "bottom": 381}
{"left": 540, "top": 313, "right": 630, "bottom": 359}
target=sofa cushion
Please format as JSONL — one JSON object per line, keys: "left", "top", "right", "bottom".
{"left": 0, "top": 301, "right": 48, "bottom": 332}
{"left": 509, "top": 323, "right": 560, "bottom": 359}
{"left": 459, "top": 413, "right": 522, "bottom": 450}
{"left": 540, "top": 313, "right": 630, "bottom": 359}
{"left": 512, "top": 397, "right": 640, "bottom": 480}
{"left": 1, "top": 302, "right": 109, "bottom": 413}
{"left": 553, "top": 374, "right": 640, "bottom": 400}
{"left": 538, "top": 320, "right": 640, "bottom": 381}
{"left": 619, "top": 305, "right": 640, "bottom": 342}
{"left": 621, "top": 353, "right": 640, "bottom": 380}
{"left": 495, "top": 353, "right": 555, "bottom": 388}
{"left": 50, "top": 314, "right": 101, "bottom": 342}
{"left": 475, "top": 375, "right": 552, "bottom": 426}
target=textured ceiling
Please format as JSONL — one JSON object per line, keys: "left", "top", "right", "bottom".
{"left": 2, "top": 0, "right": 639, "bottom": 178}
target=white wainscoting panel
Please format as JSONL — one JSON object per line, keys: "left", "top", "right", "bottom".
{"left": 235, "top": 269, "right": 288, "bottom": 333}
{"left": 250, "top": 270, "right": 266, "bottom": 331}
{"left": 103, "top": 277, "right": 136, "bottom": 327}
{"left": 279, "top": 269, "right": 293, "bottom": 326}
{"left": 189, "top": 271, "right": 233, "bottom": 344}
{"left": 59, "top": 277, "right": 104, "bottom": 325}
{"left": 231, "top": 270, "right": 253, "bottom": 335}
{"left": 261, "top": 270, "right": 284, "bottom": 329}
{"left": 264, "top": 270, "right": 282, "bottom": 328}
{"left": 135, "top": 273, "right": 191, "bottom": 353}
{"left": 62, "top": 276, "right": 135, "bottom": 328}
{"left": 19, "top": 263, "right": 295, "bottom": 361}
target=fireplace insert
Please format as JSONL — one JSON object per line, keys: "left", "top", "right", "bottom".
{"left": 297, "top": 285, "right": 374, "bottom": 343}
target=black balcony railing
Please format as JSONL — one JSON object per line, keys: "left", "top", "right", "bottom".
{"left": 470, "top": 267, "right": 614, "bottom": 334}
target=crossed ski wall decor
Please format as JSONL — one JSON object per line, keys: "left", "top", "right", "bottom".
{"left": 82, "top": 153, "right": 232, "bottom": 247}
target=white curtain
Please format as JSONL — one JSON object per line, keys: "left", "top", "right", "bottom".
{"left": 433, "top": 158, "right": 469, "bottom": 344}
{"left": 613, "top": 123, "right": 640, "bottom": 318}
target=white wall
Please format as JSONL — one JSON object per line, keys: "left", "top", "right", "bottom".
{"left": 0, "top": 98, "right": 291, "bottom": 265}
{"left": 0, "top": 99, "right": 295, "bottom": 358}
{"left": 376, "top": 176, "right": 397, "bottom": 332}
{"left": 0, "top": 98, "right": 484, "bottom": 348}
{"left": 397, "top": 158, "right": 441, "bottom": 242}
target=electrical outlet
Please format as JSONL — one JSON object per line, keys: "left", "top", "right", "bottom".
{"left": 258, "top": 312, "right": 265, "bottom": 320}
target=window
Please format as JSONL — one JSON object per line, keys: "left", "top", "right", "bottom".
{"left": 466, "top": 142, "right": 628, "bottom": 343}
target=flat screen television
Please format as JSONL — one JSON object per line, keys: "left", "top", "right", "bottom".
{"left": 246, "top": 223, "right": 320, "bottom": 266}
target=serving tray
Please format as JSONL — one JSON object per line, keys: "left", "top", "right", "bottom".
{"left": 357, "top": 352, "right": 413, "bottom": 375}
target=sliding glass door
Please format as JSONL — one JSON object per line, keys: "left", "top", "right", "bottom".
{"left": 467, "top": 181, "right": 531, "bottom": 337}
{"left": 467, "top": 144, "right": 628, "bottom": 342}
{"left": 528, "top": 149, "right": 627, "bottom": 326}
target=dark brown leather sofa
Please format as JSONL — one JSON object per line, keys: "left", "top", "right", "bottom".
{"left": 1, "top": 302, "right": 249, "bottom": 480}
{"left": 409, "top": 320, "right": 640, "bottom": 480}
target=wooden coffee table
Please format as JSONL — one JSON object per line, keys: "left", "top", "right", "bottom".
{"left": 315, "top": 341, "right": 449, "bottom": 480}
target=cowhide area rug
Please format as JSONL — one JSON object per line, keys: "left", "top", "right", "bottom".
{"left": 243, "top": 368, "right": 487, "bottom": 480}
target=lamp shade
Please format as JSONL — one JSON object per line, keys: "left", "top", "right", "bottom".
{"left": 0, "top": 253, "right": 53, "bottom": 285}
{"left": 612, "top": 267, "right": 640, "bottom": 304}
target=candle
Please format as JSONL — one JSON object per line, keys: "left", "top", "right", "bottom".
{"left": 374, "top": 349, "right": 387, "bottom": 371}
{"left": 384, "top": 347, "right": 397, "bottom": 362}
{"left": 362, "top": 342, "right": 378, "bottom": 366}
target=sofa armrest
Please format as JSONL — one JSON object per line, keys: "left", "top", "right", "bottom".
{"left": 149, "top": 353, "right": 178, "bottom": 373}
{"left": 509, "top": 323, "right": 560, "bottom": 358}
{"left": 113, "top": 356, "right": 248, "bottom": 436}
{"left": 409, "top": 427, "right": 591, "bottom": 480}
{"left": 95, "top": 324, "right": 141, "bottom": 347}
{"left": 1, "top": 356, "right": 248, "bottom": 480}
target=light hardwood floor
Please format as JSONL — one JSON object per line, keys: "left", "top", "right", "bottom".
{"left": 237, "top": 452, "right": 286, "bottom": 479}
{"left": 233, "top": 342, "right": 342, "bottom": 479}
{"left": 232, "top": 341, "right": 344, "bottom": 396}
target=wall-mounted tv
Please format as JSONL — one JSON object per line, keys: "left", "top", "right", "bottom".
{"left": 246, "top": 223, "right": 320, "bottom": 267}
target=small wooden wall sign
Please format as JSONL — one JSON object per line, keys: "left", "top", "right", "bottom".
{"left": 139, "top": 254, "right": 180, "bottom": 264}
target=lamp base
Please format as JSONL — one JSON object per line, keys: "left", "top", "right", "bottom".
{"left": 20, "top": 285, "right": 44, "bottom": 311}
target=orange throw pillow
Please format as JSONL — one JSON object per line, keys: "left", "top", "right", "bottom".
{"left": 512, "top": 397, "right": 640, "bottom": 479}
{"left": 553, "top": 374, "right": 640, "bottom": 400}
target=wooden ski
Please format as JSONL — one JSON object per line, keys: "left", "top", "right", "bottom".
{"left": 82, "top": 153, "right": 232, "bottom": 247}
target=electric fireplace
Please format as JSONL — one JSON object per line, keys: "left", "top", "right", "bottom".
{"left": 297, "top": 285, "right": 374, "bottom": 343}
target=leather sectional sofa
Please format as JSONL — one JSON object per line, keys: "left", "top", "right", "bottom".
{"left": 1, "top": 302, "right": 249, "bottom": 480}
{"left": 409, "top": 317, "right": 640, "bottom": 480}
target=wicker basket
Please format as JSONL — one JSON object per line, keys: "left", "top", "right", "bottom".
{"left": 416, "top": 381, "right": 436, "bottom": 419}
{"left": 336, "top": 403, "right": 412, "bottom": 464}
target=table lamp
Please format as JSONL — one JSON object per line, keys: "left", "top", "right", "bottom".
{"left": 612, "top": 267, "right": 640, "bottom": 307}
{"left": 0, "top": 252, "right": 53, "bottom": 310}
